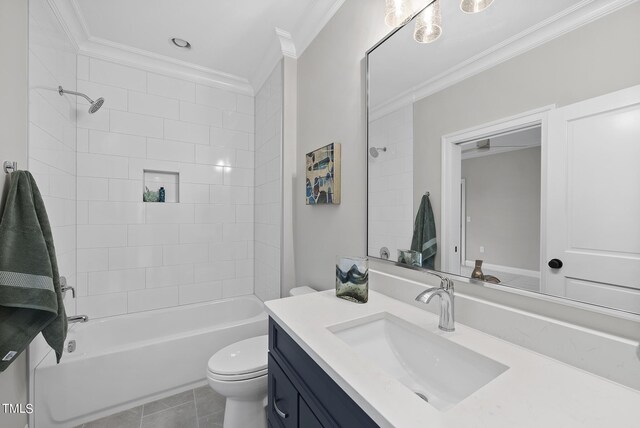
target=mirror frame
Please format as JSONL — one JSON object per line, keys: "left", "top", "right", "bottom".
{"left": 364, "top": 1, "right": 640, "bottom": 321}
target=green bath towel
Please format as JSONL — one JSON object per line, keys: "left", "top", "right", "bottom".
{"left": 411, "top": 194, "right": 437, "bottom": 270}
{"left": 0, "top": 171, "right": 67, "bottom": 371}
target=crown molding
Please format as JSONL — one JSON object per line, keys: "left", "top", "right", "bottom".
{"left": 370, "top": 0, "right": 638, "bottom": 121}
{"left": 49, "top": 0, "right": 254, "bottom": 95}
{"left": 249, "top": 27, "right": 297, "bottom": 92}
{"left": 49, "top": 0, "right": 346, "bottom": 95}
{"left": 277, "top": 28, "right": 297, "bottom": 59}
{"left": 46, "top": 0, "right": 87, "bottom": 51}
{"left": 250, "top": 0, "right": 345, "bottom": 92}
{"left": 81, "top": 36, "right": 254, "bottom": 95}
{"left": 250, "top": 32, "right": 285, "bottom": 92}
{"left": 68, "top": 0, "right": 90, "bottom": 39}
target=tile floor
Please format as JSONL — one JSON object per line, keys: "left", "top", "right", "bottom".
{"left": 75, "top": 386, "right": 225, "bottom": 428}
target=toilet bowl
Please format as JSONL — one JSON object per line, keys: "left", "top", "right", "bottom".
{"left": 207, "top": 287, "right": 316, "bottom": 428}
{"left": 207, "top": 335, "right": 269, "bottom": 428}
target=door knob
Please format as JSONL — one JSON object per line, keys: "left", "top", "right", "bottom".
{"left": 548, "top": 259, "right": 563, "bottom": 269}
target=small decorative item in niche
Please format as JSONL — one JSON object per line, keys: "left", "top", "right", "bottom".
{"left": 143, "top": 170, "right": 179, "bottom": 203}
{"left": 306, "top": 143, "right": 341, "bottom": 204}
{"left": 143, "top": 187, "right": 159, "bottom": 202}
{"left": 335, "top": 256, "right": 368, "bottom": 304}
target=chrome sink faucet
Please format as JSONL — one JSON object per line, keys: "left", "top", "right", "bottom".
{"left": 415, "top": 274, "right": 455, "bottom": 332}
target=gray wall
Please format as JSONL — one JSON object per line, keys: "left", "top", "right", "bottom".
{"left": 295, "top": 0, "right": 388, "bottom": 289}
{"left": 0, "top": 0, "right": 29, "bottom": 427}
{"left": 462, "top": 147, "right": 541, "bottom": 270}
{"left": 413, "top": 3, "right": 640, "bottom": 270}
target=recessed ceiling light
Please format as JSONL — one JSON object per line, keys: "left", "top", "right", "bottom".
{"left": 171, "top": 37, "right": 191, "bottom": 49}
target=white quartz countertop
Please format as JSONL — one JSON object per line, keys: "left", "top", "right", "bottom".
{"left": 265, "top": 290, "right": 640, "bottom": 428}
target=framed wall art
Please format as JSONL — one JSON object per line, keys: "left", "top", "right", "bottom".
{"left": 305, "top": 143, "right": 341, "bottom": 205}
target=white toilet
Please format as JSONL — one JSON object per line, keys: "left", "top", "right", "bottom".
{"left": 206, "top": 286, "right": 316, "bottom": 428}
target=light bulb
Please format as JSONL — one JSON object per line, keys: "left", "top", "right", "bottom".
{"left": 414, "top": 0, "right": 442, "bottom": 44}
{"left": 460, "top": 0, "right": 494, "bottom": 14}
{"left": 385, "top": 0, "right": 412, "bottom": 28}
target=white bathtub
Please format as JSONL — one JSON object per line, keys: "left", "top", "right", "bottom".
{"left": 32, "top": 295, "right": 267, "bottom": 428}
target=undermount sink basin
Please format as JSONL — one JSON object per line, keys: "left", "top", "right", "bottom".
{"left": 330, "top": 313, "right": 508, "bottom": 411}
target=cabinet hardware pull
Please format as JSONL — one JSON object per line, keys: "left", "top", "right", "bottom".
{"left": 274, "top": 399, "right": 289, "bottom": 419}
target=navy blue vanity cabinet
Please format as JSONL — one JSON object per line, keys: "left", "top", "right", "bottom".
{"left": 268, "top": 317, "right": 379, "bottom": 428}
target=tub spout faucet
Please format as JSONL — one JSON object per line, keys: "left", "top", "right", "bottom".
{"left": 68, "top": 315, "right": 89, "bottom": 324}
{"left": 415, "top": 280, "right": 455, "bottom": 332}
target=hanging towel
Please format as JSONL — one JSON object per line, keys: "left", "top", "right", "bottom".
{"left": 0, "top": 171, "right": 67, "bottom": 371}
{"left": 411, "top": 194, "right": 437, "bottom": 270}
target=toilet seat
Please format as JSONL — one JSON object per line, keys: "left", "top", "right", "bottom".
{"left": 207, "top": 335, "right": 268, "bottom": 382}
{"left": 207, "top": 367, "right": 268, "bottom": 382}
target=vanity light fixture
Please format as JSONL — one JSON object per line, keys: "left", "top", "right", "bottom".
{"left": 460, "top": 0, "right": 494, "bottom": 14}
{"left": 414, "top": 0, "right": 442, "bottom": 44}
{"left": 385, "top": 0, "right": 412, "bottom": 28}
{"left": 171, "top": 37, "right": 191, "bottom": 49}
{"left": 397, "top": 0, "right": 494, "bottom": 45}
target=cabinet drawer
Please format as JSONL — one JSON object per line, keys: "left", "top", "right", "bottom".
{"left": 268, "top": 354, "right": 298, "bottom": 428}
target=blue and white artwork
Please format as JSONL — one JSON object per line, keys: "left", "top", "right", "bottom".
{"left": 306, "top": 143, "right": 341, "bottom": 205}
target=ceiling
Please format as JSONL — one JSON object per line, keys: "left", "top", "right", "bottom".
{"left": 369, "top": 0, "right": 611, "bottom": 110}
{"left": 58, "top": 0, "right": 345, "bottom": 91}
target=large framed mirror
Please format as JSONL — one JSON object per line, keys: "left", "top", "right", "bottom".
{"left": 367, "top": 0, "right": 640, "bottom": 315}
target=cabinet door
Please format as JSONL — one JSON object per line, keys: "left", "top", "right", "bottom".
{"left": 268, "top": 355, "right": 298, "bottom": 428}
{"left": 299, "top": 397, "right": 324, "bottom": 428}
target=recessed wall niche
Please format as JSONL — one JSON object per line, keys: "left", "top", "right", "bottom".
{"left": 143, "top": 170, "right": 179, "bottom": 203}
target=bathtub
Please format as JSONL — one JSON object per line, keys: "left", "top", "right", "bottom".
{"left": 32, "top": 295, "right": 267, "bottom": 428}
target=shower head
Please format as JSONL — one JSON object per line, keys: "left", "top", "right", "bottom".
{"left": 58, "top": 86, "right": 105, "bottom": 114}
{"left": 369, "top": 147, "right": 387, "bottom": 158}
{"left": 89, "top": 97, "right": 105, "bottom": 114}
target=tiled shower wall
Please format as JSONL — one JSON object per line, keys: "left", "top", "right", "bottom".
{"left": 28, "top": 0, "right": 77, "bottom": 316}
{"left": 75, "top": 55, "right": 255, "bottom": 318}
{"left": 254, "top": 62, "right": 283, "bottom": 301}
{"left": 368, "top": 105, "right": 413, "bottom": 260}
{"left": 27, "top": 0, "right": 77, "bottom": 365}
